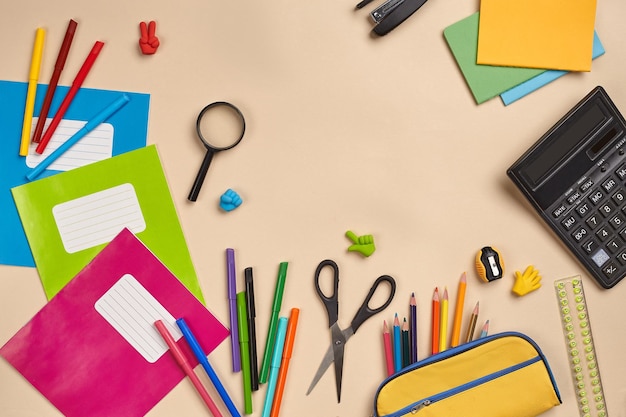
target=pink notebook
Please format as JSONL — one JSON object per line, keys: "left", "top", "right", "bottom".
{"left": 0, "top": 229, "right": 228, "bottom": 417}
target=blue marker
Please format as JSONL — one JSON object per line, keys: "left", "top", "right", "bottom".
{"left": 26, "top": 94, "right": 130, "bottom": 181}
{"left": 262, "top": 317, "right": 288, "bottom": 417}
{"left": 176, "top": 318, "right": 241, "bottom": 417}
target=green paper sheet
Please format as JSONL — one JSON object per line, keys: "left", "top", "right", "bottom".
{"left": 12, "top": 145, "right": 205, "bottom": 302}
{"left": 444, "top": 13, "right": 544, "bottom": 104}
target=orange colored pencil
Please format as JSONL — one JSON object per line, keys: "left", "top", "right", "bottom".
{"left": 270, "top": 308, "right": 299, "bottom": 417}
{"left": 431, "top": 288, "right": 440, "bottom": 355}
{"left": 450, "top": 272, "right": 467, "bottom": 347}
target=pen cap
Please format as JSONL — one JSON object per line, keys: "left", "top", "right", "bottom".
{"left": 226, "top": 248, "right": 236, "bottom": 298}
{"left": 283, "top": 308, "right": 300, "bottom": 359}
{"left": 271, "top": 318, "right": 288, "bottom": 367}
{"left": 75, "top": 41, "right": 104, "bottom": 80}
{"left": 272, "top": 262, "right": 289, "bottom": 311}
{"left": 237, "top": 292, "right": 249, "bottom": 341}
{"left": 29, "top": 28, "right": 46, "bottom": 79}
{"left": 245, "top": 267, "right": 256, "bottom": 317}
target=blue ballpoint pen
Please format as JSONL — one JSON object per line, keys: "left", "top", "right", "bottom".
{"left": 176, "top": 318, "right": 241, "bottom": 417}
{"left": 261, "top": 317, "right": 288, "bottom": 417}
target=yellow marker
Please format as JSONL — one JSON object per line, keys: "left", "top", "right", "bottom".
{"left": 20, "top": 28, "right": 46, "bottom": 156}
{"left": 439, "top": 287, "right": 449, "bottom": 352}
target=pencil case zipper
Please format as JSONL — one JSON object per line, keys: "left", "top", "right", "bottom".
{"left": 385, "top": 356, "right": 541, "bottom": 416}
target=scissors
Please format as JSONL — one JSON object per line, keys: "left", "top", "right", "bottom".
{"left": 306, "top": 259, "right": 396, "bottom": 402}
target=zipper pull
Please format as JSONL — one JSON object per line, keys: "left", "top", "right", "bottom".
{"left": 410, "top": 399, "right": 431, "bottom": 414}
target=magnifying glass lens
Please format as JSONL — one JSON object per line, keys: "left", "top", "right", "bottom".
{"left": 198, "top": 104, "right": 245, "bottom": 149}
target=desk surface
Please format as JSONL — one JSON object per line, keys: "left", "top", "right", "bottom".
{"left": 2, "top": 1, "right": 626, "bottom": 416}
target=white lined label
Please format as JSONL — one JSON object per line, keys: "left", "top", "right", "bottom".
{"left": 26, "top": 117, "right": 114, "bottom": 171}
{"left": 95, "top": 274, "right": 181, "bottom": 363}
{"left": 52, "top": 183, "right": 146, "bottom": 254}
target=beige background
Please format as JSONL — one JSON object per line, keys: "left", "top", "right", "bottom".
{"left": 2, "top": 0, "right": 626, "bottom": 416}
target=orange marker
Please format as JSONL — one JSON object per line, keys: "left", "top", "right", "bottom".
{"left": 431, "top": 288, "right": 440, "bottom": 355}
{"left": 271, "top": 308, "right": 299, "bottom": 417}
{"left": 450, "top": 272, "right": 467, "bottom": 347}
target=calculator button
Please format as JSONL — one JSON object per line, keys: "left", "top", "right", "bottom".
{"left": 580, "top": 178, "right": 594, "bottom": 192}
{"left": 616, "top": 164, "right": 626, "bottom": 180}
{"left": 588, "top": 190, "right": 604, "bottom": 205}
{"left": 612, "top": 189, "right": 626, "bottom": 205}
{"left": 598, "top": 202, "right": 615, "bottom": 217}
{"left": 602, "top": 263, "right": 620, "bottom": 280}
{"left": 582, "top": 240, "right": 597, "bottom": 254}
{"left": 553, "top": 203, "right": 567, "bottom": 218}
{"left": 591, "top": 249, "right": 610, "bottom": 267}
{"left": 596, "top": 227, "right": 611, "bottom": 242}
{"left": 576, "top": 203, "right": 591, "bottom": 217}
{"left": 616, "top": 251, "right": 626, "bottom": 265}
{"left": 607, "top": 238, "right": 623, "bottom": 254}
{"left": 567, "top": 191, "right": 582, "bottom": 204}
{"left": 572, "top": 226, "right": 589, "bottom": 242}
{"left": 609, "top": 214, "right": 625, "bottom": 229}
{"left": 585, "top": 214, "right": 600, "bottom": 230}
{"left": 561, "top": 215, "right": 577, "bottom": 230}
{"left": 602, "top": 178, "right": 618, "bottom": 193}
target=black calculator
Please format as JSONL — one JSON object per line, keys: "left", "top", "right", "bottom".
{"left": 508, "top": 86, "right": 626, "bottom": 289}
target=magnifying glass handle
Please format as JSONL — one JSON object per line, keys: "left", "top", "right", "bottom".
{"left": 188, "top": 149, "right": 215, "bottom": 202}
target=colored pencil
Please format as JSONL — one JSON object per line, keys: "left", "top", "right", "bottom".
{"left": 382, "top": 320, "right": 394, "bottom": 376}
{"left": 431, "top": 288, "right": 440, "bottom": 355}
{"left": 464, "top": 301, "right": 479, "bottom": 343}
{"left": 393, "top": 314, "right": 401, "bottom": 372}
{"left": 450, "top": 272, "right": 467, "bottom": 347}
{"left": 270, "top": 308, "right": 299, "bottom": 416}
{"left": 410, "top": 293, "right": 417, "bottom": 363}
{"left": 439, "top": 287, "right": 449, "bottom": 352}
{"left": 32, "top": 19, "right": 77, "bottom": 144}
{"left": 20, "top": 27, "right": 46, "bottom": 156}
{"left": 401, "top": 318, "right": 409, "bottom": 368}
{"left": 480, "top": 320, "right": 490, "bottom": 338}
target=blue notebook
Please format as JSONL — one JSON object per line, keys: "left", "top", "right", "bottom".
{"left": 0, "top": 80, "right": 149, "bottom": 267}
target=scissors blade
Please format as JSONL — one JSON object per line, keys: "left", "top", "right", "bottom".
{"left": 331, "top": 325, "right": 345, "bottom": 403}
{"left": 306, "top": 323, "right": 347, "bottom": 398}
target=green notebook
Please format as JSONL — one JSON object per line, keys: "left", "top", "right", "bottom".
{"left": 444, "top": 12, "right": 545, "bottom": 104}
{"left": 12, "top": 145, "right": 205, "bottom": 302}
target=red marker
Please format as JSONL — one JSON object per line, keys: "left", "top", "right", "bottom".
{"left": 36, "top": 40, "right": 104, "bottom": 154}
{"left": 32, "top": 19, "right": 77, "bottom": 144}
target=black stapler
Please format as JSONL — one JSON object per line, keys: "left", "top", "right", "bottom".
{"left": 356, "top": 0, "right": 429, "bottom": 36}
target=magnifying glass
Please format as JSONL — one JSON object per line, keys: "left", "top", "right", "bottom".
{"left": 188, "top": 101, "right": 246, "bottom": 202}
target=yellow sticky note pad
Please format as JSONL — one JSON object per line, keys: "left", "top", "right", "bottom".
{"left": 477, "top": 0, "right": 597, "bottom": 72}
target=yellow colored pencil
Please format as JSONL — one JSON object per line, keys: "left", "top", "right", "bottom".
{"left": 20, "top": 28, "right": 46, "bottom": 156}
{"left": 439, "top": 287, "right": 449, "bottom": 352}
{"left": 450, "top": 272, "right": 467, "bottom": 347}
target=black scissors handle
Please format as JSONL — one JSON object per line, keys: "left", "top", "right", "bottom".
{"left": 350, "top": 274, "right": 396, "bottom": 334}
{"left": 314, "top": 259, "right": 340, "bottom": 328}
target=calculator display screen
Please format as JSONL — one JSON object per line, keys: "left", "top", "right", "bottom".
{"left": 524, "top": 103, "right": 606, "bottom": 186}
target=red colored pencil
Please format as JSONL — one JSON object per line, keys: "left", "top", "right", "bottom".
{"left": 383, "top": 320, "right": 394, "bottom": 376}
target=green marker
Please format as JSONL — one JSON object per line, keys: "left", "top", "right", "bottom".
{"left": 259, "top": 261, "right": 288, "bottom": 383}
{"left": 237, "top": 291, "right": 253, "bottom": 414}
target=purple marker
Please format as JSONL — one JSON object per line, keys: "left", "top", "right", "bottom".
{"left": 227, "top": 248, "right": 241, "bottom": 372}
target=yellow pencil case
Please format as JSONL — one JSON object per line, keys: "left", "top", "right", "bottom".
{"left": 373, "top": 332, "right": 561, "bottom": 417}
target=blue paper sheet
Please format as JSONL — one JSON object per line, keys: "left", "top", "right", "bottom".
{"left": 0, "top": 80, "right": 149, "bottom": 267}
{"left": 500, "top": 32, "right": 605, "bottom": 105}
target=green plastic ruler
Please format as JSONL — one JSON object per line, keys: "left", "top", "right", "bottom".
{"left": 554, "top": 276, "right": 607, "bottom": 417}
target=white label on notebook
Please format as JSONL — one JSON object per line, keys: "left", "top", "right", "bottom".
{"left": 95, "top": 273, "right": 181, "bottom": 363}
{"left": 26, "top": 117, "right": 114, "bottom": 171}
{"left": 52, "top": 183, "right": 146, "bottom": 254}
